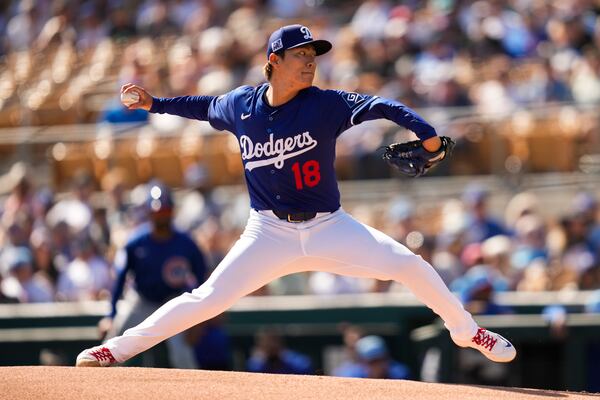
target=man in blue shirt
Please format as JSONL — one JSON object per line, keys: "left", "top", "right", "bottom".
{"left": 77, "top": 24, "right": 516, "bottom": 367}
{"left": 97, "top": 182, "right": 208, "bottom": 368}
{"left": 246, "top": 328, "right": 312, "bottom": 375}
{"left": 334, "top": 335, "right": 410, "bottom": 380}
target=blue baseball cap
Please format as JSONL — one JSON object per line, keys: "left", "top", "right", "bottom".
{"left": 267, "top": 24, "right": 332, "bottom": 59}
{"left": 355, "top": 335, "right": 388, "bottom": 362}
{"left": 2, "top": 246, "right": 33, "bottom": 275}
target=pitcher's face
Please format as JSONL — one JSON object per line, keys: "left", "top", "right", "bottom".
{"left": 277, "top": 45, "right": 317, "bottom": 90}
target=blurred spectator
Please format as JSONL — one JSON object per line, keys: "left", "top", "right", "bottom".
{"left": 0, "top": 162, "right": 34, "bottom": 227}
{"left": 433, "top": 199, "right": 468, "bottom": 285}
{"left": 504, "top": 192, "right": 540, "bottom": 231}
{"left": 335, "top": 335, "right": 409, "bottom": 379}
{"left": 511, "top": 214, "right": 548, "bottom": 271}
{"left": 89, "top": 207, "right": 111, "bottom": 255}
{"left": 559, "top": 212, "right": 597, "bottom": 280}
{"left": 48, "top": 220, "right": 73, "bottom": 268}
{"left": 331, "top": 324, "right": 365, "bottom": 377}
{"left": 56, "top": 233, "right": 112, "bottom": 301}
{"left": 175, "top": 162, "right": 218, "bottom": 233}
{"left": 100, "top": 181, "right": 208, "bottom": 369}
{"left": 516, "top": 259, "right": 552, "bottom": 292}
{"left": 461, "top": 185, "right": 508, "bottom": 244}
{"left": 451, "top": 265, "right": 512, "bottom": 316}
{"left": 30, "top": 226, "right": 60, "bottom": 288}
{"left": 101, "top": 168, "right": 131, "bottom": 230}
{"left": 185, "top": 315, "right": 232, "bottom": 371}
{"left": 136, "top": 1, "right": 178, "bottom": 38}
{"left": 108, "top": 4, "right": 137, "bottom": 40}
{"left": 76, "top": 2, "right": 108, "bottom": 51}
{"left": 480, "top": 235, "right": 514, "bottom": 284}
{"left": 351, "top": 0, "right": 390, "bottom": 41}
{"left": 31, "top": 187, "right": 55, "bottom": 228}
{"left": 1, "top": 211, "right": 33, "bottom": 249}
{"left": 385, "top": 196, "right": 416, "bottom": 245}
{"left": 247, "top": 327, "right": 313, "bottom": 375}
{"left": 0, "top": 246, "right": 53, "bottom": 303}
{"left": 34, "top": 1, "right": 77, "bottom": 51}
{"left": 5, "top": 0, "right": 40, "bottom": 52}
{"left": 571, "top": 192, "right": 600, "bottom": 255}
{"left": 169, "top": 0, "right": 204, "bottom": 27}
{"left": 46, "top": 170, "right": 95, "bottom": 234}
{"left": 542, "top": 304, "right": 568, "bottom": 340}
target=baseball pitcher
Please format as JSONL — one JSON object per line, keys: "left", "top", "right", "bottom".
{"left": 77, "top": 25, "right": 515, "bottom": 367}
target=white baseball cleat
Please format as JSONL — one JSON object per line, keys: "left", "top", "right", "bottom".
{"left": 76, "top": 345, "right": 118, "bottom": 367}
{"left": 454, "top": 327, "right": 516, "bottom": 363}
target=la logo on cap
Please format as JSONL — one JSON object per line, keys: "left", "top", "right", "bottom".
{"left": 271, "top": 38, "right": 283, "bottom": 53}
{"left": 300, "top": 26, "right": 312, "bottom": 40}
{"left": 266, "top": 24, "right": 332, "bottom": 58}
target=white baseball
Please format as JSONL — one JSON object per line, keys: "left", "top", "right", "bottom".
{"left": 121, "top": 91, "right": 140, "bottom": 107}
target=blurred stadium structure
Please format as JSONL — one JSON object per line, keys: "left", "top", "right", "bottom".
{"left": 0, "top": 0, "right": 600, "bottom": 393}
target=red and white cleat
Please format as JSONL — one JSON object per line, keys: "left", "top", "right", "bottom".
{"left": 454, "top": 327, "right": 516, "bottom": 363}
{"left": 76, "top": 345, "right": 118, "bottom": 367}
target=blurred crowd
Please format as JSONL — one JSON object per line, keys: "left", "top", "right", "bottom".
{"left": 1, "top": 0, "right": 600, "bottom": 118}
{"left": 1, "top": 0, "right": 600, "bottom": 382}
{"left": 1, "top": 159, "right": 600, "bottom": 306}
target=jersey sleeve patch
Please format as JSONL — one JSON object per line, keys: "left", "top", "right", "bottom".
{"left": 342, "top": 92, "right": 366, "bottom": 108}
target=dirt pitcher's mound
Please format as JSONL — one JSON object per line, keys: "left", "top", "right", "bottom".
{"left": 1, "top": 366, "right": 596, "bottom": 400}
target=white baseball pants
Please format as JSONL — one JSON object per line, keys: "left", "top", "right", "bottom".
{"left": 106, "top": 208, "right": 478, "bottom": 362}
{"left": 107, "top": 290, "right": 198, "bottom": 369}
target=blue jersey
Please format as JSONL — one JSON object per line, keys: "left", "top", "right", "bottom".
{"left": 150, "top": 84, "right": 437, "bottom": 212}
{"left": 246, "top": 349, "right": 313, "bottom": 375}
{"left": 110, "top": 224, "right": 207, "bottom": 317}
{"left": 333, "top": 360, "right": 410, "bottom": 379}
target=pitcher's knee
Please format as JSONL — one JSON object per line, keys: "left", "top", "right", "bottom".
{"left": 190, "top": 285, "right": 238, "bottom": 310}
{"left": 391, "top": 254, "right": 432, "bottom": 281}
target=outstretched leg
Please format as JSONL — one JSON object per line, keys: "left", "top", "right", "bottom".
{"left": 77, "top": 212, "right": 304, "bottom": 366}
{"left": 305, "top": 211, "right": 516, "bottom": 362}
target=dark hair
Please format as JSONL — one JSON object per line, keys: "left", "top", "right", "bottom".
{"left": 263, "top": 50, "right": 285, "bottom": 81}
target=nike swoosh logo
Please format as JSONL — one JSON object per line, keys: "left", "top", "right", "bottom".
{"left": 505, "top": 343, "right": 512, "bottom": 348}
{"left": 241, "top": 113, "right": 251, "bottom": 120}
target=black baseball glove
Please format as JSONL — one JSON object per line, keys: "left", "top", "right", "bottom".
{"left": 382, "top": 136, "right": 455, "bottom": 177}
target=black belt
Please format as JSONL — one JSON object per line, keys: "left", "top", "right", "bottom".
{"left": 272, "top": 210, "right": 318, "bottom": 223}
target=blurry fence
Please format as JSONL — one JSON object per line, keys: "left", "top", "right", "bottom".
{"left": 412, "top": 314, "right": 600, "bottom": 392}
{"left": 0, "top": 291, "right": 597, "bottom": 391}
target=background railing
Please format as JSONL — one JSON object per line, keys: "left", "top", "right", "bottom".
{"left": 0, "top": 291, "right": 598, "bottom": 391}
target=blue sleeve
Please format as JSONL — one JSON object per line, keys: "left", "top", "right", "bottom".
{"left": 285, "top": 351, "right": 313, "bottom": 375}
{"left": 149, "top": 95, "right": 216, "bottom": 120}
{"left": 330, "top": 90, "right": 437, "bottom": 140}
{"left": 207, "top": 86, "right": 253, "bottom": 132}
{"left": 109, "top": 247, "right": 131, "bottom": 318}
{"left": 388, "top": 362, "right": 411, "bottom": 379}
{"left": 150, "top": 86, "right": 249, "bottom": 133}
{"left": 246, "top": 355, "right": 266, "bottom": 373}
